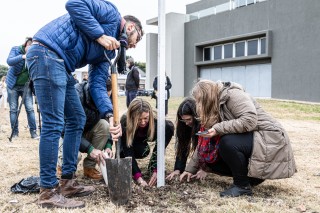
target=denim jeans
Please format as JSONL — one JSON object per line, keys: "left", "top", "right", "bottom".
{"left": 27, "top": 44, "right": 86, "bottom": 188}
{"left": 126, "top": 90, "right": 137, "bottom": 107}
{"left": 7, "top": 85, "right": 36, "bottom": 135}
{"left": 57, "top": 119, "right": 110, "bottom": 169}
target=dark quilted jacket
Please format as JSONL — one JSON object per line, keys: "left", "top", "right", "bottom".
{"left": 75, "top": 81, "right": 100, "bottom": 133}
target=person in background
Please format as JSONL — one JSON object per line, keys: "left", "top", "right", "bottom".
{"left": 82, "top": 73, "right": 88, "bottom": 82}
{"left": 152, "top": 74, "right": 172, "bottom": 116}
{"left": 125, "top": 57, "right": 140, "bottom": 107}
{"left": 120, "top": 98, "right": 174, "bottom": 187}
{"left": 0, "top": 76, "right": 8, "bottom": 109}
{"left": 6, "top": 37, "right": 39, "bottom": 139}
{"left": 26, "top": 0, "right": 143, "bottom": 208}
{"left": 180, "top": 80, "right": 297, "bottom": 197}
{"left": 73, "top": 74, "right": 79, "bottom": 84}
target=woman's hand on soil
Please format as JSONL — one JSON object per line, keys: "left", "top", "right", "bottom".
{"left": 166, "top": 170, "right": 180, "bottom": 181}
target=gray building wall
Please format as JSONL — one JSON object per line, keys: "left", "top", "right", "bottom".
{"left": 184, "top": 0, "right": 320, "bottom": 102}
{"left": 146, "top": 13, "right": 186, "bottom": 96}
{"left": 146, "top": 33, "right": 158, "bottom": 89}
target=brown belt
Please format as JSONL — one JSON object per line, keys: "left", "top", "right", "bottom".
{"left": 32, "top": 41, "right": 48, "bottom": 48}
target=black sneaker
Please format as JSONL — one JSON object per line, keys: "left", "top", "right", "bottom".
{"left": 249, "top": 177, "right": 265, "bottom": 187}
{"left": 31, "top": 131, "right": 40, "bottom": 139}
{"left": 220, "top": 184, "right": 253, "bottom": 197}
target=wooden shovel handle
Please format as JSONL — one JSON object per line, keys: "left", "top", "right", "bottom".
{"left": 111, "top": 73, "right": 119, "bottom": 125}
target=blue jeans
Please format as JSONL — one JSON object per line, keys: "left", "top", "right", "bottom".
{"left": 7, "top": 85, "right": 36, "bottom": 135}
{"left": 27, "top": 44, "right": 86, "bottom": 188}
{"left": 126, "top": 90, "right": 137, "bottom": 107}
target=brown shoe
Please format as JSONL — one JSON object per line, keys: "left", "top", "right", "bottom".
{"left": 83, "top": 167, "right": 103, "bottom": 180}
{"left": 60, "top": 178, "right": 95, "bottom": 198}
{"left": 38, "top": 187, "right": 85, "bottom": 209}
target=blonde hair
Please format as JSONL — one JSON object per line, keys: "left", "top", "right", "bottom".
{"left": 191, "top": 80, "right": 222, "bottom": 128}
{"left": 126, "top": 98, "right": 155, "bottom": 147}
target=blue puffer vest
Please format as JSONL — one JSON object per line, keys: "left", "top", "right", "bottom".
{"left": 6, "top": 46, "right": 25, "bottom": 90}
{"left": 29, "top": 0, "right": 122, "bottom": 117}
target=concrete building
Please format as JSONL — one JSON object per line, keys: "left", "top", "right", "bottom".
{"left": 146, "top": 0, "right": 320, "bottom": 102}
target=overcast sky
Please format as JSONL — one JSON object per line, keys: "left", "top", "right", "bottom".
{"left": 0, "top": 0, "right": 198, "bottom": 67}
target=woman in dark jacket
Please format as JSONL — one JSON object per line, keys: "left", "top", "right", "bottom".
{"left": 166, "top": 97, "right": 206, "bottom": 180}
{"left": 120, "top": 98, "right": 174, "bottom": 186}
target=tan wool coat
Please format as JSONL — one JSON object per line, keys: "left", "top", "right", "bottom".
{"left": 186, "top": 83, "right": 297, "bottom": 179}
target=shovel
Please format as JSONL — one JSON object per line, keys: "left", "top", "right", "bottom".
{"left": 104, "top": 48, "right": 132, "bottom": 205}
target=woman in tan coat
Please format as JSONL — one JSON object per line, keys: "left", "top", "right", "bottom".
{"left": 180, "top": 80, "right": 296, "bottom": 197}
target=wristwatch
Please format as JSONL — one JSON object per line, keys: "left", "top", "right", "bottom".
{"left": 105, "top": 113, "right": 113, "bottom": 122}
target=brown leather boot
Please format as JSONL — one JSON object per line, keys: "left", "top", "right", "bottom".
{"left": 83, "top": 167, "right": 103, "bottom": 180}
{"left": 38, "top": 187, "right": 85, "bottom": 209}
{"left": 60, "top": 178, "right": 95, "bottom": 198}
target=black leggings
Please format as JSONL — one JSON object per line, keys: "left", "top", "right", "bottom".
{"left": 207, "top": 132, "right": 261, "bottom": 186}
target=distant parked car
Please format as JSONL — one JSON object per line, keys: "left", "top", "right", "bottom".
{"left": 137, "top": 89, "right": 153, "bottom": 97}
{"left": 118, "top": 89, "right": 125, "bottom": 96}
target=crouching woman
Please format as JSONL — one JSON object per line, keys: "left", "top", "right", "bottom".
{"left": 120, "top": 98, "right": 174, "bottom": 186}
{"left": 181, "top": 80, "right": 297, "bottom": 197}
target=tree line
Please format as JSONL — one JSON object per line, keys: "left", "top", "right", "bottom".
{"left": 0, "top": 65, "right": 8, "bottom": 79}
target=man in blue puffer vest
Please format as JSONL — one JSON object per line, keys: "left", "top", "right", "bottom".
{"left": 26, "top": 0, "right": 143, "bottom": 209}
{"left": 6, "top": 37, "right": 39, "bottom": 140}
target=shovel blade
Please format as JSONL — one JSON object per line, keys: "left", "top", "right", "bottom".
{"left": 105, "top": 157, "right": 132, "bottom": 205}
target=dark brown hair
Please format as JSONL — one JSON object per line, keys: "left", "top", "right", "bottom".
{"left": 123, "top": 15, "right": 144, "bottom": 37}
{"left": 176, "top": 97, "right": 199, "bottom": 159}
{"left": 23, "top": 37, "right": 32, "bottom": 47}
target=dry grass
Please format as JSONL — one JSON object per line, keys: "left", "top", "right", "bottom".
{"left": 0, "top": 96, "right": 320, "bottom": 213}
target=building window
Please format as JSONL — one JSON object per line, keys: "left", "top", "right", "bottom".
{"left": 247, "top": 39, "right": 258, "bottom": 56}
{"left": 197, "top": 31, "right": 270, "bottom": 63}
{"left": 204, "top": 47, "right": 211, "bottom": 61}
{"left": 224, "top": 43, "right": 233, "bottom": 59}
{"left": 236, "top": 0, "right": 246, "bottom": 7}
{"left": 235, "top": 41, "right": 245, "bottom": 57}
{"left": 260, "top": 37, "right": 266, "bottom": 54}
{"left": 214, "top": 45, "right": 222, "bottom": 60}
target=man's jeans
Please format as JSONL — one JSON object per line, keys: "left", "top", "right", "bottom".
{"left": 7, "top": 85, "right": 36, "bottom": 135}
{"left": 126, "top": 90, "right": 137, "bottom": 107}
{"left": 27, "top": 44, "right": 86, "bottom": 188}
{"left": 57, "top": 119, "right": 110, "bottom": 169}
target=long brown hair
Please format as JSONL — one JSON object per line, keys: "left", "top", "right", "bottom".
{"left": 191, "top": 80, "right": 222, "bottom": 128}
{"left": 126, "top": 98, "right": 155, "bottom": 147}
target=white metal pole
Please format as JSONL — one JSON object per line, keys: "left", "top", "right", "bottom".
{"left": 157, "top": 0, "right": 166, "bottom": 187}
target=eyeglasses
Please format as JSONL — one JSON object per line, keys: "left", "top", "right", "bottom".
{"left": 134, "top": 25, "right": 142, "bottom": 43}
{"left": 179, "top": 118, "right": 193, "bottom": 123}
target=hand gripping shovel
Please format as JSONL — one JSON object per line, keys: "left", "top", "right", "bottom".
{"left": 104, "top": 46, "right": 132, "bottom": 205}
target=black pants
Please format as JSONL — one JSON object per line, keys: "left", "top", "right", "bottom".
{"left": 121, "top": 120, "right": 174, "bottom": 175}
{"left": 207, "top": 132, "right": 262, "bottom": 187}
